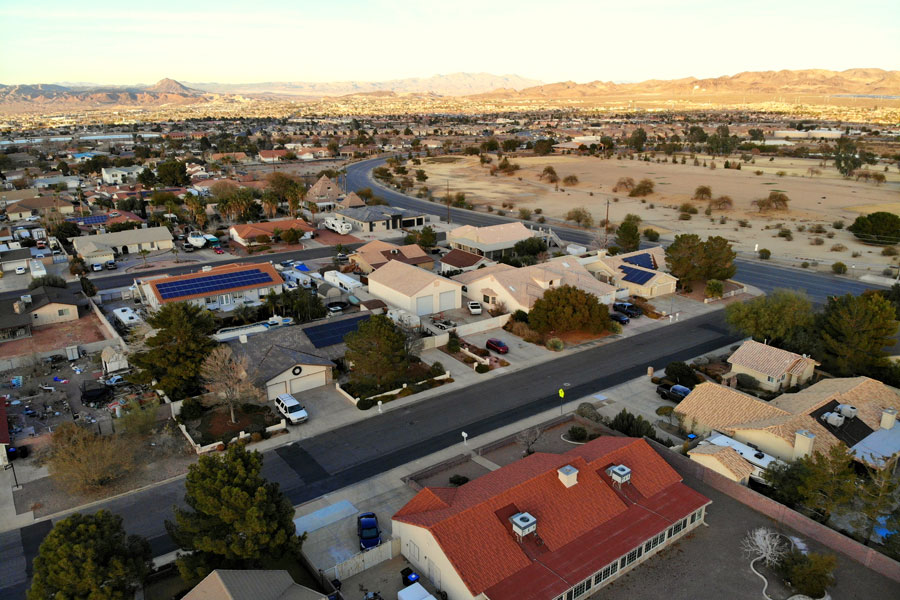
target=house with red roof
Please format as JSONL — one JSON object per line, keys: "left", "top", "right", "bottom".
{"left": 137, "top": 262, "right": 284, "bottom": 311}
{"left": 259, "top": 149, "right": 288, "bottom": 163}
{"left": 392, "top": 437, "right": 710, "bottom": 600}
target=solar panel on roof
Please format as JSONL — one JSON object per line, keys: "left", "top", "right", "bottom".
{"left": 66, "top": 214, "right": 109, "bottom": 225}
{"left": 622, "top": 253, "right": 654, "bottom": 269}
{"left": 619, "top": 265, "right": 655, "bottom": 285}
{"left": 155, "top": 268, "right": 274, "bottom": 300}
{"left": 304, "top": 314, "right": 370, "bottom": 348}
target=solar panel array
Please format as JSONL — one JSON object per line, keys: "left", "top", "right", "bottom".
{"left": 619, "top": 265, "right": 655, "bottom": 285}
{"left": 155, "top": 268, "right": 274, "bottom": 300}
{"left": 622, "top": 253, "right": 654, "bottom": 269}
{"left": 304, "top": 314, "right": 370, "bottom": 348}
{"left": 67, "top": 214, "right": 109, "bottom": 225}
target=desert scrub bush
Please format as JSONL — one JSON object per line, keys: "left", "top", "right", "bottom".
{"left": 678, "top": 213, "right": 691, "bottom": 220}
{"left": 830, "top": 244, "right": 847, "bottom": 252}
{"left": 628, "top": 179, "right": 655, "bottom": 197}
{"left": 738, "top": 219, "right": 750, "bottom": 227}
{"left": 518, "top": 207, "right": 532, "bottom": 220}
{"left": 545, "top": 338, "right": 564, "bottom": 352}
{"left": 643, "top": 228, "right": 660, "bottom": 241}
{"left": 809, "top": 224, "right": 826, "bottom": 234}
{"left": 777, "top": 229, "right": 793, "bottom": 240}
{"left": 832, "top": 261, "right": 847, "bottom": 274}
{"left": 567, "top": 426, "right": 588, "bottom": 442}
{"left": 832, "top": 220, "right": 844, "bottom": 229}
{"left": 881, "top": 246, "right": 898, "bottom": 256}
{"left": 475, "top": 363, "right": 490, "bottom": 374}
{"left": 826, "top": 231, "right": 835, "bottom": 238}
{"left": 758, "top": 248, "right": 771, "bottom": 259}
{"left": 801, "top": 262, "right": 810, "bottom": 268}
{"left": 811, "top": 237, "right": 824, "bottom": 245}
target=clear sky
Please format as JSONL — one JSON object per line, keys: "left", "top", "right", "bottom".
{"left": 1, "top": 0, "right": 898, "bottom": 86}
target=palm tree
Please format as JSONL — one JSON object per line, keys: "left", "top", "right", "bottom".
{"left": 261, "top": 192, "right": 279, "bottom": 219}
{"left": 170, "top": 245, "right": 180, "bottom": 263}
{"left": 232, "top": 303, "right": 256, "bottom": 325}
{"left": 287, "top": 186, "right": 302, "bottom": 218}
{"left": 138, "top": 249, "right": 151, "bottom": 269}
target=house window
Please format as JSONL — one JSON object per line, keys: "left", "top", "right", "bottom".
{"left": 767, "top": 376, "right": 775, "bottom": 383}
{"left": 625, "top": 548, "right": 639, "bottom": 566}
{"left": 220, "top": 294, "right": 232, "bottom": 306}
{"left": 483, "top": 295, "right": 490, "bottom": 303}
{"left": 57, "top": 309, "right": 69, "bottom": 316}
{"left": 691, "top": 512, "right": 697, "bottom": 524}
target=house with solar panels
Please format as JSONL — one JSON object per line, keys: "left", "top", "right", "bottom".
{"left": 138, "top": 263, "right": 284, "bottom": 312}
{"left": 579, "top": 247, "right": 676, "bottom": 299}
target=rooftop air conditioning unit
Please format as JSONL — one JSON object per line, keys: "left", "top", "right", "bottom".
{"left": 21, "top": 294, "right": 32, "bottom": 304}
{"left": 836, "top": 404, "right": 858, "bottom": 420}
{"left": 607, "top": 464, "right": 632, "bottom": 485}
{"left": 821, "top": 412, "right": 845, "bottom": 428}
{"left": 510, "top": 512, "right": 537, "bottom": 538}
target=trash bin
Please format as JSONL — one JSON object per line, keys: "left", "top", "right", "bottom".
{"left": 330, "top": 578, "right": 341, "bottom": 591}
{"left": 401, "top": 567, "right": 419, "bottom": 587}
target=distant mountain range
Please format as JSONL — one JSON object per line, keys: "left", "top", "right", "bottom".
{"left": 1, "top": 69, "right": 897, "bottom": 114}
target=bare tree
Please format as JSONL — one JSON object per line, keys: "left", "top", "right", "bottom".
{"left": 200, "top": 346, "right": 258, "bottom": 424}
{"left": 47, "top": 423, "right": 135, "bottom": 493}
{"left": 516, "top": 427, "right": 543, "bottom": 456}
{"left": 741, "top": 527, "right": 786, "bottom": 568}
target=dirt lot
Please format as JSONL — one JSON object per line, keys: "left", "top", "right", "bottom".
{"left": 0, "top": 313, "right": 110, "bottom": 358}
{"left": 418, "top": 154, "right": 900, "bottom": 267}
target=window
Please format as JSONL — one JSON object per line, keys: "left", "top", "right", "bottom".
{"left": 767, "top": 376, "right": 775, "bottom": 382}
{"left": 57, "top": 309, "right": 69, "bottom": 316}
{"left": 483, "top": 295, "right": 490, "bottom": 303}
{"left": 626, "top": 548, "right": 639, "bottom": 566}
{"left": 572, "top": 580, "right": 586, "bottom": 597}
{"left": 691, "top": 512, "right": 697, "bottom": 524}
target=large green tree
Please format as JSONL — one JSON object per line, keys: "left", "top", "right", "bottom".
{"left": 344, "top": 314, "right": 409, "bottom": 390}
{"left": 166, "top": 445, "right": 301, "bottom": 585}
{"left": 833, "top": 137, "right": 862, "bottom": 176}
{"left": 628, "top": 128, "right": 647, "bottom": 152}
{"left": 797, "top": 444, "right": 857, "bottom": 521}
{"left": 853, "top": 455, "right": 900, "bottom": 545}
{"left": 665, "top": 234, "right": 704, "bottom": 282}
{"left": 157, "top": 160, "right": 189, "bottom": 187}
{"left": 29, "top": 510, "right": 151, "bottom": 600}
{"left": 130, "top": 302, "right": 218, "bottom": 399}
{"left": 528, "top": 285, "right": 612, "bottom": 334}
{"left": 615, "top": 220, "right": 640, "bottom": 252}
{"left": 725, "top": 289, "right": 816, "bottom": 349}
{"left": 763, "top": 460, "right": 812, "bottom": 509}
{"left": 700, "top": 236, "right": 737, "bottom": 280}
{"left": 847, "top": 211, "right": 900, "bottom": 245}
{"left": 820, "top": 292, "right": 898, "bottom": 376}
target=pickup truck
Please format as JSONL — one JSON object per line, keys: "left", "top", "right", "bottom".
{"left": 656, "top": 383, "right": 691, "bottom": 402}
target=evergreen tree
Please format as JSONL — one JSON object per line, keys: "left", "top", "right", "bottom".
{"left": 820, "top": 293, "right": 898, "bottom": 376}
{"left": 29, "top": 511, "right": 151, "bottom": 600}
{"left": 725, "top": 289, "right": 816, "bottom": 350}
{"left": 797, "top": 444, "right": 857, "bottom": 521}
{"left": 700, "top": 236, "right": 737, "bottom": 280}
{"left": 166, "top": 446, "right": 301, "bottom": 585}
{"left": 344, "top": 314, "right": 409, "bottom": 390}
{"left": 528, "top": 285, "right": 612, "bottom": 334}
{"left": 664, "top": 234, "right": 703, "bottom": 282}
{"left": 615, "top": 220, "right": 640, "bottom": 252}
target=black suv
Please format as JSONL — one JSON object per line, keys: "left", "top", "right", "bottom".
{"left": 613, "top": 302, "right": 642, "bottom": 318}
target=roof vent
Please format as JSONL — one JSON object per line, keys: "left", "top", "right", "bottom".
{"left": 836, "top": 404, "right": 857, "bottom": 419}
{"left": 510, "top": 512, "right": 537, "bottom": 538}
{"left": 607, "top": 464, "right": 632, "bottom": 485}
{"left": 21, "top": 294, "right": 32, "bottom": 304}
{"left": 390, "top": 249, "right": 399, "bottom": 254}
{"left": 558, "top": 465, "right": 578, "bottom": 488}
{"left": 821, "top": 412, "right": 845, "bottom": 428}
{"left": 238, "top": 334, "right": 248, "bottom": 344}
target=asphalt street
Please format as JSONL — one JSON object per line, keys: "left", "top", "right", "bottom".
{"left": 3, "top": 310, "right": 738, "bottom": 600}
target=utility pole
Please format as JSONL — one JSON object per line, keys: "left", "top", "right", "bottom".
{"left": 446, "top": 179, "right": 451, "bottom": 225}
{"left": 603, "top": 198, "right": 610, "bottom": 248}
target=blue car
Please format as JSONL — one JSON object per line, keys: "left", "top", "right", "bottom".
{"left": 610, "top": 313, "right": 629, "bottom": 325}
{"left": 357, "top": 512, "right": 381, "bottom": 550}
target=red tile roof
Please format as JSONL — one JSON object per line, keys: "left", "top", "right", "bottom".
{"left": 440, "top": 249, "right": 485, "bottom": 269}
{"left": 393, "top": 437, "right": 709, "bottom": 598}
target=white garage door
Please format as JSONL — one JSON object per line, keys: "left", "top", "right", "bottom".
{"left": 288, "top": 370, "right": 327, "bottom": 394}
{"left": 439, "top": 290, "right": 456, "bottom": 311}
{"left": 267, "top": 381, "right": 287, "bottom": 400}
{"left": 415, "top": 295, "right": 433, "bottom": 316}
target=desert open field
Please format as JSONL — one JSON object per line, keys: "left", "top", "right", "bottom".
{"left": 416, "top": 153, "right": 900, "bottom": 270}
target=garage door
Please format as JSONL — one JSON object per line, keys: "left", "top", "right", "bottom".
{"left": 288, "top": 370, "right": 327, "bottom": 394}
{"left": 266, "top": 381, "right": 287, "bottom": 400}
{"left": 439, "top": 290, "right": 455, "bottom": 312}
{"left": 415, "top": 295, "right": 433, "bottom": 316}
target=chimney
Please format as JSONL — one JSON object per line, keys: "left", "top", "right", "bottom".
{"left": 793, "top": 429, "right": 815, "bottom": 460}
{"left": 881, "top": 408, "right": 897, "bottom": 431}
{"left": 558, "top": 465, "right": 578, "bottom": 488}
{"left": 239, "top": 334, "right": 248, "bottom": 344}
{"left": 13, "top": 300, "right": 24, "bottom": 314}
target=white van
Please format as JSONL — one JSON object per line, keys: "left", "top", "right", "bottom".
{"left": 275, "top": 393, "right": 308, "bottom": 424}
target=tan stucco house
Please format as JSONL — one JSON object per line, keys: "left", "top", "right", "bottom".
{"left": 579, "top": 247, "right": 676, "bottom": 299}
{"left": 184, "top": 570, "right": 325, "bottom": 600}
{"left": 453, "top": 256, "right": 616, "bottom": 313}
{"left": 72, "top": 225, "right": 174, "bottom": 259}
{"left": 5, "top": 196, "right": 75, "bottom": 221}
{"left": 447, "top": 222, "right": 540, "bottom": 260}
{"left": 229, "top": 335, "right": 335, "bottom": 401}
{"left": 349, "top": 240, "right": 433, "bottom": 274}
{"left": 367, "top": 260, "right": 462, "bottom": 316}
{"left": 726, "top": 340, "right": 819, "bottom": 391}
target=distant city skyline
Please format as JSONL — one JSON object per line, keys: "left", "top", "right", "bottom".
{"left": 2, "top": 0, "right": 898, "bottom": 86}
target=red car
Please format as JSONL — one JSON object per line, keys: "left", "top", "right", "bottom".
{"left": 214, "top": 248, "right": 225, "bottom": 254}
{"left": 486, "top": 338, "right": 508, "bottom": 354}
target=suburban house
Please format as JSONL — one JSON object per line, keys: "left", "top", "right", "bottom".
{"left": 675, "top": 378, "right": 900, "bottom": 468}
{"left": 32, "top": 175, "right": 81, "bottom": 190}
{"left": 0, "top": 188, "right": 40, "bottom": 209}
{"left": 725, "top": 340, "right": 819, "bottom": 391}
{"left": 349, "top": 240, "right": 433, "bottom": 274}
{"left": 228, "top": 334, "right": 335, "bottom": 400}
{"left": 447, "top": 222, "right": 545, "bottom": 260}
{"left": 439, "top": 249, "right": 490, "bottom": 274}
{"left": 72, "top": 226, "right": 174, "bottom": 261}
{"left": 336, "top": 191, "right": 366, "bottom": 210}
{"left": 453, "top": 257, "right": 616, "bottom": 314}
{"left": 258, "top": 149, "right": 288, "bottom": 163}
{"left": 687, "top": 433, "right": 779, "bottom": 485}
{"left": 184, "top": 570, "right": 325, "bottom": 600}
{"left": 229, "top": 219, "right": 314, "bottom": 247}
{"left": 101, "top": 165, "right": 145, "bottom": 185}
{"left": 579, "top": 248, "right": 676, "bottom": 299}
{"left": 367, "top": 260, "right": 462, "bottom": 316}
{"left": 5, "top": 196, "right": 75, "bottom": 221}
{"left": 209, "top": 152, "right": 250, "bottom": 164}
{"left": 392, "top": 437, "right": 711, "bottom": 600}
{"left": 0, "top": 248, "right": 33, "bottom": 272}
{"left": 137, "top": 263, "right": 284, "bottom": 311}
{"left": 0, "top": 286, "right": 81, "bottom": 343}
{"left": 306, "top": 175, "right": 342, "bottom": 211}
{"left": 333, "top": 205, "right": 425, "bottom": 233}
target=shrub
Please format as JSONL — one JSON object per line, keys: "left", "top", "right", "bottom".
{"left": 826, "top": 231, "right": 835, "bottom": 238}
{"left": 512, "top": 309, "right": 529, "bottom": 322}
{"left": 576, "top": 402, "right": 601, "bottom": 422}
{"left": 449, "top": 474, "right": 469, "bottom": 486}
{"left": 429, "top": 361, "right": 445, "bottom": 377}
{"left": 801, "top": 262, "right": 810, "bottom": 268}
{"left": 881, "top": 246, "right": 898, "bottom": 256}
{"left": 643, "top": 228, "right": 660, "bottom": 241}
{"left": 779, "top": 550, "right": 836, "bottom": 599}
{"left": 250, "top": 432, "right": 263, "bottom": 443}
{"left": 475, "top": 363, "right": 490, "bottom": 374}
{"left": 755, "top": 170, "right": 763, "bottom": 175}
{"left": 705, "top": 279, "right": 724, "bottom": 298}
{"left": 357, "top": 397, "right": 375, "bottom": 410}
{"left": 809, "top": 224, "right": 827, "bottom": 234}
{"left": 179, "top": 397, "right": 204, "bottom": 421}
{"left": 518, "top": 207, "right": 532, "bottom": 220}
{"left": 545, "top": 337, "right": 564, "bottom": 351}
{"left": 830, "top": 244, "right": 847, "bottom": 252}
{"left": 777, "top": 229, "right": 793, "bottom": 240}
{"left": 665, "top": 361, "right": 699, "bottom": 388}
{"left": 567, "top": 426, "right": 588, "bottom": 442}
{"left": 562, "top": 175, "right": 579, "bottom": 185}
{"left": 832, "top": 261, "right": 847, "bottom": 274}
{"left": 735, "top": 373, "right": 759, "bottom": 389}
{"left": 678, "top": 213, "right": 692, "bottom": 221}
{"left": 758, "top": 248, "right": 771, "bottom": 259}
{"left": 832, "top": 220, "right": 844, "bottom": 229}
{"left": 628, "top": 179, "right": 655, "bottom": 197}
{"left": 739, "top": 219, "right": 750, "bottom": 227}
{"left": 811, "top": 237, "right": 824, "bottom": 246}
{"left": 776, "top": 170, "right": 786, "bottom": 177}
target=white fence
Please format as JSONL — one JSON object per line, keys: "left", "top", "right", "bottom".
{"left": 421, "top": 313, "right": 511, "bottom": 350}
{"left": 323, "top": 537, "right": 399, "bottom": 581}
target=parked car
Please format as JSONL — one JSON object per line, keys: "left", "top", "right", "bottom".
{"left": 656, "top": 384, "right": 691, "bottom": 402}
{"left": 613, "top": 302, "right": 642, "bottom": 318}
{"left": 274, "top": 393, "right": 308, "bottom": 424}
{"left": 357, "top": 512, "right": 382, "bottom": 550}
{"left": 486, "top": 338, "right": 509, "bottom": 354}
{"left": 467, "top": 301, "right": 483, "bottom": 315}
{"left": 91, "top": 263, "right": 103, "bottom": 272}
{"left": 14, "top": 266, "right": 26, "bottom": 275}
{"left": 214, "top": 248, "right": 225, "bottom": 254}
{"left": 182, "top": 243, "right": 194, "bottom": 252}
{"left": 105, "top": 260, "right": 117, "bottom": 270}
{"left": 610, "top": 313, "right": 629, "bottom": 325}
{"left": 101, "top": 375, "right": 127, "bottom": 387}
{"left": 26, "top": 215, "right": 41, "bottom": 222}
